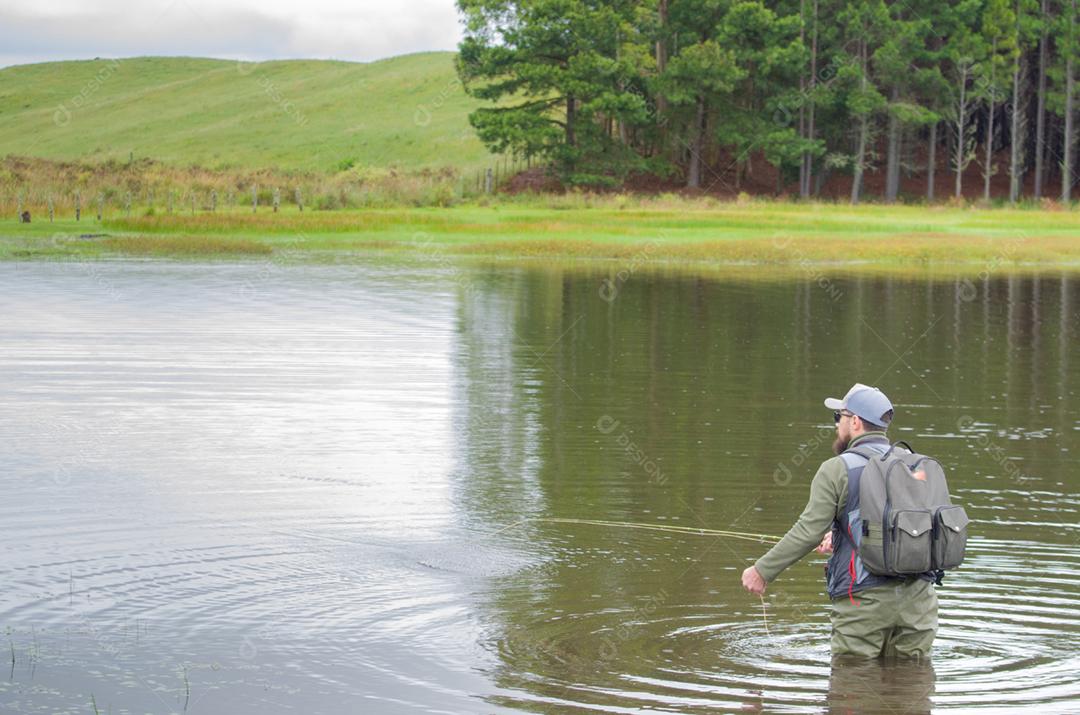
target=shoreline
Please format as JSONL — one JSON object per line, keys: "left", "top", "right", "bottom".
{"left": 2, "top": 201, "right": 1079, "bottom": 274}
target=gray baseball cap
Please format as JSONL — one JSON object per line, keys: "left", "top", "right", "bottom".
{"left": 824, "top": 383, "right": 894, "bottom": 426}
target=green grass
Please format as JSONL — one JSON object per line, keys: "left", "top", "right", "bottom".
{"left": 0, "top": 54, "right": 492, "bottom": 173}
{"left": 2, "top": 198, "right": 1078, "bottom": 271}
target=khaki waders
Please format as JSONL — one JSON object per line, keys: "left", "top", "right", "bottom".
{"left": 829, "top": 577, "right": 938, "bottom": 658}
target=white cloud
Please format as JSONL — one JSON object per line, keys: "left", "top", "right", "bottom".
{"left": 0, "top": 0, "right": 463, "bottom": 68}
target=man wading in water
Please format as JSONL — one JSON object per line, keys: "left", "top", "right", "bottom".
{"left": 740, "top": 384, "right": 938, "bottom": 659}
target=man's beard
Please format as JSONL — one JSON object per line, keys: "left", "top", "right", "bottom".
{"left": 833, "top": 433, "right": 849, "bottom": 455}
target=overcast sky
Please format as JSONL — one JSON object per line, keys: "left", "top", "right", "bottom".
{"left": 0, "top": 0, "right": 464, "bottom": 68}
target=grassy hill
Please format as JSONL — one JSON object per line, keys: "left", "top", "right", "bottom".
{"left": 0, "top": 53, "right": 496, "bottom": 173}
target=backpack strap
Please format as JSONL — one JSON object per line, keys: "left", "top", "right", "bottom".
{"left": 843, "top": 445, "right": 882, "bottom": 462}
{"left": 833, "top": 438, "right": 893, "bottom": 605}
{"left": 885, "top": 440, "right": 915, "bottom": 457}
{"left": 842, "top": 439, "right": 891, "bottom": 464}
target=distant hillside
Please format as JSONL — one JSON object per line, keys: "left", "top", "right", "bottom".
{"left": 0, "top": 53, "right": 496, "bottom": 173}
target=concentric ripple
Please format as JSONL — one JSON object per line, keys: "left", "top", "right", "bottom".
{"left": 480, "top": 527, "right": 1080, "bottom": 714}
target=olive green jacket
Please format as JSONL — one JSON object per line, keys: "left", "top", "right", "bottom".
{"left": 754, "top": 431, "right": 888, "bottom": 583}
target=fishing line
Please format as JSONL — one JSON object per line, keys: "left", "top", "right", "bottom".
{"left": 759, "top": 594, "right": 771, "bottom": 636}
{"left": 492, "top": 517, "right": 783, "bottom": 636}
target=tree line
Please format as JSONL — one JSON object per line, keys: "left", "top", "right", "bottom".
{"left": 455, "top": 0, "right": 1080, "bottom": 202}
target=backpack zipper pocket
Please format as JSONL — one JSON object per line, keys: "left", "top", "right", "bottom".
{"left": 889, "top": 509, "right": 933, "bottom": 573}
{"left": 932, "top": 505, "right": 970, "bottom": 570}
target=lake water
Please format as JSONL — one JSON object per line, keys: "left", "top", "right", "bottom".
{"left": 0, "top": 259, "right": 1077, "bottom": 714}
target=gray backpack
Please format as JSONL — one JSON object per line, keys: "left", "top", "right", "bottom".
{"left": 846, "top": 440, "right": 969, "bottom": 576}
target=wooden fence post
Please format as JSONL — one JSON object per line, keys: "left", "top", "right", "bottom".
{"left": 252, "top": 185, "right": 258, "bottom": 213}
{"left": 48, "top": 195, "right": 54, "bottom": 223}
{"left": 75, "top": 191, "right": 81, "bottom": 221}
{"left": 295, "top": 187, "right": 303, "bottom": 212}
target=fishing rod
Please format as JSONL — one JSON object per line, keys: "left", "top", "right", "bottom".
{"left": 492, "top": 516, "right": 782, "bottom": 544}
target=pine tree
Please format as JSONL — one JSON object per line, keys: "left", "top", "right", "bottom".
{"left": 980, "top": 0, "right": 1019, "bottom": 202}
{"left": 840, "top": 0, "right": 888, "bottom": 203}
{"left": 456, "top": 0, "right": 647, "bottom": 186}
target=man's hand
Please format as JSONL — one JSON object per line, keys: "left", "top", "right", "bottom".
{"left": 815, "top": 531, "right": 833, "bottom": 555}
{"left": 741, "top": 565, "right": 767, "bottom": 595}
